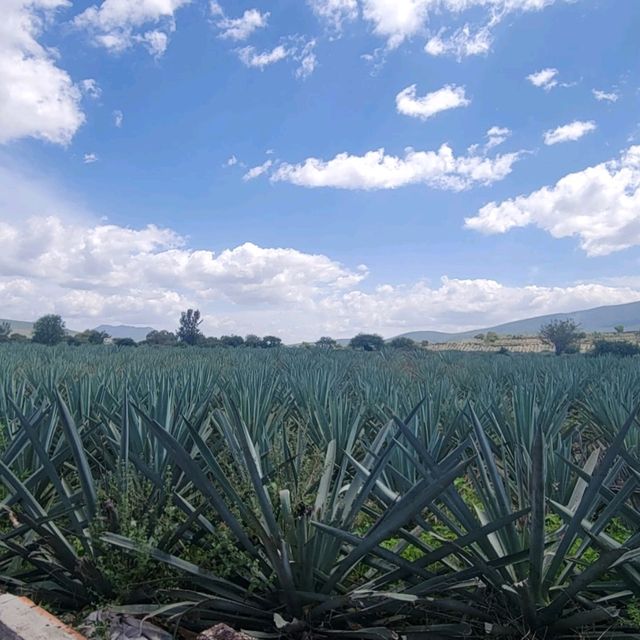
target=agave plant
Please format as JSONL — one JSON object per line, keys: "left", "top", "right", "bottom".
{"left": 0, "top": 344, "right": 639, "bottom": 640}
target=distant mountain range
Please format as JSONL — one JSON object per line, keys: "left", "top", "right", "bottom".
{"left": 391, "top": 300, "right": 640, "bottom": 344}
{"left": 0, "top": 320, "right": 154, "bottom": 342}
{"left": 3, "top": 299, "right": 639, "bottom": 345}
{"left": 94, "top": 325, "right": 155, "bottom": 342}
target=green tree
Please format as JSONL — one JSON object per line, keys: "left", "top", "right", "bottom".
{"left": 388, "top": 337, "right": 416, "bottom": 350}
{"left": 32, "top": 314, "right": 66, "bottom": 346}
{"left": 614, "top": 325, "right": 625, "bottom": 334}
{"left": 261, "top": 335, "right": 282, "bottom": 348}
{"left": 349, "top": 333, "right": 384, "bottom": 351}
{"left": 177, "top": 309, "right": 203, "bottom": 345}
{"left": 9, "top": 333, "right": 28, "bottom": 343}
{"left": 485, "top": 331, "right": 499, "bottom": 343}
{"left": 539, "top": 319, "right": 584, "bottom": 356}
{"left": 244, "top": 334, "right": 263, "bottom": 348}
{"left": 474, "top": 333, "right": 485, "bottom": 341}
{"left": 0, "top": 321, "right": 11, "bottom": 343}
{"left": 315, "top": 336, "right": 337, "bottom": 349}
{"left": 220, "top": 335, "right": 244, "bottom": 347}
{"left": 146, "top": 330, "right": 178, "bottom": 346}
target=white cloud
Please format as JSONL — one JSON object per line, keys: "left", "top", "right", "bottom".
{"left": 237, "top": 45, "right": 290, "bottom": 68}
{"left": 425, "top": 24, "right": 492, "bottom": 59}
{"left": 139, "top": 29, "right": 169, "bottom": 57}
{"left": 234, "top": 36, "right": 317, "bottom": 78}
{"left": 80, "top": 78, "right": 102, "bottom": 99}
{"left": 486, "top": 126, "right": 511, "bottom": 149}
{"left": 315, "top": 278, "right": 640, "bottom": 338}
{"left": 243, "top": 160, "right": 273, "bottom": 181}
{"left": 272, "top": 144, "right": 520, "bottom": 190}
{"left": 213, "top": 6, "right": 269, "bottom": 41}
{"left": 465, "top": 145, "right": 640, "bottom": 256}
{"left": 0, "top": 0, "right": 85, "bottom": 145}
{"left": 396, "top": 84, "right": 470, "bottom": 120}
{"left": 593, "top": 89, "right": 619, "bottom": 103}
{"left": 113, "top": 110, "right": 124, "bottom": 127}
{"left": 83, "top": 153, "right": 98, "bottom": 164}
{"left": 73, "top": 0, "right": 191, "bottom": 55}
{"left": 361, "top": 0, "right": 430, "bottom": 48}
{"left": 543, "top": 120, "right": 596, "bottom": 145}
{"left": 360, "top": 0, "right": 569, "bottom": 50}
{"left": 1, "top": 160, "right": 639, "bottom": 341}
{"left": 527, "top": 67, "right": 559, "bottom": 90}
{"left": 308, "top": 0, "right": 358, "bottom": 31}
{"left": 295, "top": 39, "right": 318, "bottom": 79}
{"left": 225, "top": 155, "right": 238, "bottom": 166}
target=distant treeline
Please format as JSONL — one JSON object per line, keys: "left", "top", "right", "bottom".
{"left": 2, "top": 312, "right": 639, "bottom": 357}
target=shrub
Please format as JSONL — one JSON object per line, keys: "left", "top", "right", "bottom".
{"left": 387, "top": 336, "right": 416, "bottom": 350}
{"left": 592, "top": 339, "right": 640, "bottom": 357}
{"left": 315, "top": 336, "right": 337, "bottom": 349}
{"left": 349, "top": 333, "right": 384, "bottom": 351}
{"left": 114, "top": 337, "right": 137, "bottom": 347}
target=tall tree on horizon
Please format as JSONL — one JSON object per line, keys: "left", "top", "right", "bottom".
{"left": 177, "top": 309, "right": 203, "bottom": 345}
{"left": 32, "top": 314, "right": 66, "bottom": 346}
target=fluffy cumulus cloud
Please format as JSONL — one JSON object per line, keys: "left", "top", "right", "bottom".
{"left": 527, "top": 67, "right": 559, "bottom": 90}
{"left": 271, "top": 144, "right": 521, "bottom": 190}
{"left": 355, "top": 0, "right": 569, "bottom": 52}
{"left": 0, "top": 0, "right": 85, "bottom": 145}
{"left": 396, "top": 84, "right": 470, "bottom": 120}
{"left": 211, "top": 3, "right": 269, "bottom": 41}
{"left": 0, "top": 214, "right": 368, "bottom": 334}
{"left": 465, "top": 145, "right": 640, "bottom": 256}
{"left": 316, "top": 278, "right": 640, "bottom": 338}
{"left": 73, "top": 0, "right": 191, "bottom": 55}
{"left": 1, "top": 153, "right": 638, "bottom": 341}
{"left": 1, "top": 208, "right": 639, "bottom": 340}
{"left": 543, "top": 120, "right": 596, "bottom": 145}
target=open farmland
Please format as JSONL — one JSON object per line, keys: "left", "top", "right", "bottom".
{"left": 427, "top": 331, "right": 640, "bottom": 353}
{"left": 1, "top": 344, "right": 640, "bottom": 638}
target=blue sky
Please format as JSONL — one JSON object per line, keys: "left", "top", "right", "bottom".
{"left": 1, "top": 0, "right": 639, "bottom": 341}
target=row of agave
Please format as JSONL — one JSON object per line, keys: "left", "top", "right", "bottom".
{"left": 0, "top": 344, "right": 639, "bottom": 638}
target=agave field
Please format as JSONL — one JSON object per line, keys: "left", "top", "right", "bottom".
{"left": 1, "top": 344, "right": 640, "bottom": 638}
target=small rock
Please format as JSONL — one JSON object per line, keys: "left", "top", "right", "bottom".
{"left": 196, "top": 624, "right": 252, "bottom": 640}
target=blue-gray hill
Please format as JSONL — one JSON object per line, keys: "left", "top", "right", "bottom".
{"left": 392, "top": 300, "right": 640, "bottom": 344}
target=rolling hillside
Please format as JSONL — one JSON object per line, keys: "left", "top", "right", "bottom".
{"left": 0, "top": 320, "right": 152, "bottom": 341}
{"left": 393, "top": 300, "right": 640, "bottom": 344}
{"left": 0, "top": 318, "right": 39, "bottom": 337}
